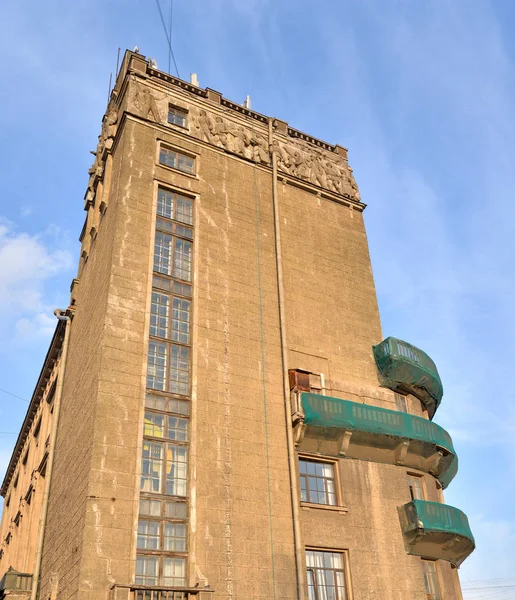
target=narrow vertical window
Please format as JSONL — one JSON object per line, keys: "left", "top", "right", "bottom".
{"left": 139, "top": 183, "right": 194, "bottom": 586}
{"left": 154, "top": 232, "right": 174, "bottom": 275}
{"left": 173, "top": 238, "right": 192, "bottom": 281}
{"left": 169, "top": 345, "right": 190, "bottom": 396}
{"left": 147, "top": 341, "right": 167, "bottom": 391}
{"left": 408, "top": 474, "right": 425, "bottom": 501}
{"left": 150, "top": 292, "right": 170, "bottom": 338}
{"left": 166, "top": 445, "right": 188, "bottom": 497}
{"left": 171, "top": 298, "right": 191, "bottom": 344}
{"left": 395, "top": 393, "right": 408, "bottom": 413}
{"left": 141, "top": 441, "right": 163, "bottom": 493}
{"left": 422, "top": 560, "right": 441, "bottom": 600}
{"left": 306, "top": 550, "right": 348, "bottom": 600}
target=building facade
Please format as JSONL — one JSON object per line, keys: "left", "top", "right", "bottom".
{"left": 0, "top": 50, "right": 474, "bottom": 600}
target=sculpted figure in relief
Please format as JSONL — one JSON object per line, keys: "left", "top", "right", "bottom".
{"left": 274, "top": 139, "right": 359, "bottom": 200}
{"left": 192, "top": 109, "right": 269, "bottom": 165}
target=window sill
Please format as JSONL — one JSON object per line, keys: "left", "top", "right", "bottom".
{"left": 157, "top": 162, "right": 199, "bottom": 181}
{"left": 300, "top": 502, "right": 348, "bottom": 514}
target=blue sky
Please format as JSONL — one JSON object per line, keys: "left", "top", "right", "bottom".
{"left": 0, "top": 0, "right": 513, "bottom": 597}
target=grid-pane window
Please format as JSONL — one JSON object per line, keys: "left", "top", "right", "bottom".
{"left": 306, "top": 550, "right": 348, "bottom": 600}
{"left": 170, "top": 345, "right": 190, "bottom": 395}
{"left": 135, "top": 555, "right": 159, "bottom": 585}
{"left": 159, "top": 147, "right": 195, "bottom": 174}
{"left": 395, "top": 393, "right": 408, "bottom": 413}
{"left": 166, "top": 445, "right": 188, "bottom": 496}
{"left": 168, "top": 106, "right": 188, "bottom": 128}
{"left": 422, "top": 560, "right": 441, "bottom": 600}
{"left": 141, "top": 442, "right": 163, "bottom": 493}
{"left": 150, "top": 292, "right": 169, "bottom": 338}
{"left": 173, "top": 238, "right": 192, "bottom": 281}
{"left": 164, "top": 522, "right": 187, "bottom": 551}
{"left": 165, "top": 501, "right": 187, "bottom": 519}
{"left": 162, "top": 557, "right": 186, "bottom": 586}
{"left": 176, "top": 196, "right": 193, "bottom": 225}
{"left": 139, "top": 499, "right": 162, "bottom": 517}
{"left": 408, "top": 474, "right": 425, "bottom": 500}
{"left": 137, "top": 520, "right": 160, "bottom": 550}
{"left": 147, "top": 341, "right": 167, "bottom": 391}
{"left": 300, "top": 459, "right": 337, "bottom": 506}
{"left": 172, "top": 298, "right": 191, "bottom": 344}
{"left": 154, "top": 232, "right": 173, "bottom": 275}
{"left": 157, "top": 188, "right": 174, "bottom": 219}
{"left": 168, "top": 417, "right": 188, "bottom": 442}
{"left": 144, "top": 412, "right": 165, "bottom": 438}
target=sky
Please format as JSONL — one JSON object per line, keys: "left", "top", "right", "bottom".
{"left": 0, "top": 0, "right": 514, "bottom": 597}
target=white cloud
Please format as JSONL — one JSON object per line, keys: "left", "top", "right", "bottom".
{"left": 0, "top": 219, "right": 73, "bottom": 339}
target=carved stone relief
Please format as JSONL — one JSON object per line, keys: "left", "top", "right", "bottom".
{"left": 191, "top": 108, "right": 270, "bottom": 166}
{"left": 273, "top": 139, "right": 360, "bottom": 200}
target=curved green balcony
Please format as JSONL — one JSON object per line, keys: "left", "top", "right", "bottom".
{"left": 373, "top": 337, "right": 443, "bottom": 418}
{"left": 297, "top": 393, "right": 457, "bottom": 488}
{"left": 398, "top": 500, "right": 475, "bottom": 566}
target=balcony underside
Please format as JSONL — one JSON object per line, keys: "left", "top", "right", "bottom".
{"left": 295, "top": 393, "right": 457, "bottom": 488}
{"left": 373, "top": 337, "right": 443, "bottom": 418}
{"left": 399, "top": 500, "right": 475, "bottom": 566}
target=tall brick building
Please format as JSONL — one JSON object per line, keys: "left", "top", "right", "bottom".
{"left": 0, "top": 50, "right": 474, "bottom": 600}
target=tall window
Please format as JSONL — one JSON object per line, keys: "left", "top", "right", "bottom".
{"left": 159, "top": 146, "right": 195, "bottom": 174}
{"left": 138, "top": 186, "right": 194, "bottom": 587}
{"left": 422, "top": 560, "right": 441, "bottom": 600}
{"left": 408, "top": 474, "right": 425, "bottom": 501}
{"left": 395, "top": 393, "right": 408, "bottom": 413}
{"left": 306, "top": 550, "right": 349, "bottom": 600}
{"left": 299, "top": 459, "right": 337, "bottom": 506}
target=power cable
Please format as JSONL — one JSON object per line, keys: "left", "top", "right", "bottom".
{"left": 154, "top": 0, "right": 180, "bottom": 78}
{"left": 0, "top": 387, "right": 29, "bottom": 403}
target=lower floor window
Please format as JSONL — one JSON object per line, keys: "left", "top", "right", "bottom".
{"left": 306, "top": 549, "right": 348, "bottom": 600}
{"left": 422, "top": 560, "right": 441, "bottom": 600}
{"left": 136, "top": 554, "right": 186, "bottom": 587}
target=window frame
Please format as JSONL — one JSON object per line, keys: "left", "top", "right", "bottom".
{"left": 421, "top": 559, "right": 442, "bottom": 600}
{"left": 305, "top": 547, "right": 353, "bottom": 600}
{"left": 299, "top": 455, "right": 342, "bottom": 509}
{"left": 167, "top": 105, "right": 188, "bottom": 129}
{"left": 407, "top": 473, "right": 426, "bottom": 501}
{"left": 394, "top": 392, "right": 408, "bottom": 413}
{"left": 157, "top": 143, "right": 196, "bottom": 177}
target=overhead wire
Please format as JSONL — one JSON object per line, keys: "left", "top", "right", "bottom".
{"left": 154, "top": 0, "right": 180, "bottom": 78}
{"left": 0, "top": 387, "right": 29, "bottom": 403}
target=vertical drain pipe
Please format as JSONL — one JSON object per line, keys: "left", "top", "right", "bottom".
{"left": 31, "top": 309, "right": 72, "bottom": 600}
{"left": 268, "top": 119, "right": 306, "bottom": 600}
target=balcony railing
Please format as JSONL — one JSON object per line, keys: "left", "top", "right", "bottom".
{"left": 372, "top": 337, "right": 443, "bottom": 418}
{"left": 296, "top": 393, "right": 457, "bottom": 488}
{"left": 398, "top": 500, "right": 475, "bottom": 566}
{"left": 110, "top": 585, "right": 214, "bottom": 600}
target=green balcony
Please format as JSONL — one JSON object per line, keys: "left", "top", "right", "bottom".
{"left": 373, "top": 337, "right": 444, "bottom": 418}
{"left": 297, "top": 393, "right": 457, "bottom": 488}
{"left": 398, "top": 500, "right": 475, "bottom": 566}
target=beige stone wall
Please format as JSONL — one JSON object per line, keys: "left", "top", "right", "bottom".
{"left": 0, "top": 363, "right": 58, "bottom": 578}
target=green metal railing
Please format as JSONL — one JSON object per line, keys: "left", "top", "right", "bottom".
{"left": 301, "top": 393, "right": 457, "bottom": 487}
{"left": 399, "top": 500, "right": 475, "bottom": 566}
{"left": 372, "top": 337, "right": 444, "bottom": 418}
